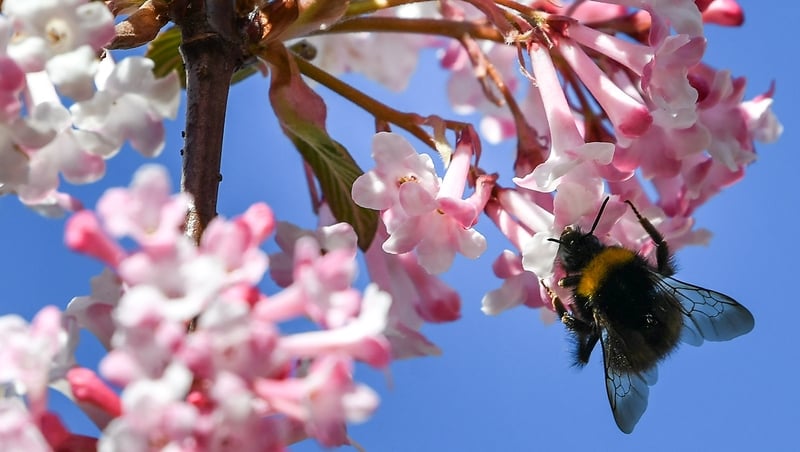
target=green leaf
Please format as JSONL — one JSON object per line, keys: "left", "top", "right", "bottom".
{"left": 285, "top": 125, "right": 378, "bottom": 251}
{"left": 146, "top": 27, "right": 186, "bottom": 87}
{"left": 267, "top": 42, "right": 377, "bottom": 250}
{"left": 231, "top": 66, "right": 259, "bottom": 85}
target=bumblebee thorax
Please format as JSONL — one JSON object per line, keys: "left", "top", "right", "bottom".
{"left": 576, "top": 247, "right": 637, "bottom": 299}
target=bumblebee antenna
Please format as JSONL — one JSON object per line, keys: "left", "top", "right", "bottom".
{"left": 588, "top": 197, "right": 610, "bottom": 235}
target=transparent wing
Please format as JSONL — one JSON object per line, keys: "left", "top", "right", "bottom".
{"left": 656, "top": 276, "right": 755, "bottom": 346}
{"left": 600, "top": 330, "right": 658, "bottom": 434}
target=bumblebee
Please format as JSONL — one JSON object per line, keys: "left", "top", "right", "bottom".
{"left": 546, "top": 198, "right": 754, "bottom": 433}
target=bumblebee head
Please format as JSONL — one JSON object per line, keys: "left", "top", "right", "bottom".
{"left": 547, "top": 197, "right": 610, "bottom": 272}
{"left": 549, "top": 226, "right": 604, "bottom": 272}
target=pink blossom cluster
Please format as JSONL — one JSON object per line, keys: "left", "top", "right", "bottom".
{"left": 0, "top": 0, "right": 179, "bottom": 215}
{"left": 271, "top": 130, "right": 490, "bottom": 359}
{"left": 350, "top": 131, "right": 500, "bottom": 353}
{"left": 0, "top": 307, "right": 101, "bottom": 450}
{"left": 0, "top": 165, "right": 394, "bottom": 449}
{"left": 0, "top": 0, "right": 785, "bottom": 449}
{"left": 490, "top": 0, "right": 779, "bottom": 313}
{"left": 352, "top": 132, "right": 489, "bottom": 275}
{"left": 269, "top": 208, "right": 444, "bottom": 360}
{"left": 304, "top": 2, "right": 442, "bottom": 92}
{"left": 323, "top": 0, "right": 781, "bottom": 315}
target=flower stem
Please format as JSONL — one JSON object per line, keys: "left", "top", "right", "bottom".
{"left": 325, "top": 16, "right": 504, "bottom": 43}
{"left": 294, "top": 54, "right": 472, "bottom": 151}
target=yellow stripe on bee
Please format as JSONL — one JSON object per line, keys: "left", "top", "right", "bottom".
{"left": 576, "top": 247, "right": 636, "bottom": 298}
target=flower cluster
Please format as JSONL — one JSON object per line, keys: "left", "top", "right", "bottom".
{"left": 0, "top": 165, "right": 392, "bottom": 450}
{"left": 0, "top": 307, "right": 97, "bottom": 450}
{"left": 0, "top": 0, "right": 179, "bottom": 215}
{"left": 321, "top": 0, "right": 781, "bottom": 315}
{"left": 351, "top": 132, "right": 498, "bottom": 354}
{"left": 0, "top": 0, "right": 784, "bottom": 449}
{"left": 352, "top": 132, "right": 489, "bottom": 275}
{"left": 303, "top": 3, "right": 441, "bottom": 92}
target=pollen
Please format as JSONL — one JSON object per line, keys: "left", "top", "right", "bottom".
{"left": 45, "top": 19, "right": 74, "bottom": 52}
{"left": 396, "top": 175, "right": 418, "bottom": 186}
{"left": 577, "top": 247, "right": 635, "bottom": 299}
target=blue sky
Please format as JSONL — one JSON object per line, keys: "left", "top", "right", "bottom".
{"left": 1, "top": 1, "right": 795, "bottom": 450}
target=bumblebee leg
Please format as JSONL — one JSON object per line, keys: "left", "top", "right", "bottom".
{"left": 576, "top": 331, "right": 600, "bottom": 365}
{"left": 540, "top": 281, "right": 599, "bottom": 365}
{"left": 540, "top": 281, "right": 595, "bottom": 334}
{"left": 553, "top": 295, "right": 569, "bottom": 319}
{"left": 561, "top": 310, "right": 596, "bottom": 335}
{"left": 557, "top": 274, "right": 582, "bottom": 289}
{"left": 540, "top": 280, "right": 567, "bottom": 317}
{"left": 625, "top": 200, "right": 675, "bottom": 275}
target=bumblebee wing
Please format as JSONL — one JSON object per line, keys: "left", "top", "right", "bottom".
{"left": 658, "top": 276, "right": 755, "bottom": 346}
{"left": 600, "top": 330, "right": 658, "bottom": 434}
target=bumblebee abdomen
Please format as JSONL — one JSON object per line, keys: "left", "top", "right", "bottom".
{"left": 573, "top": 248, "right": 683, "bottom": 371}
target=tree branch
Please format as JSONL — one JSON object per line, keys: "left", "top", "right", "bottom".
{"left": 171, "top": 0, "right": 246, "bottom": 244}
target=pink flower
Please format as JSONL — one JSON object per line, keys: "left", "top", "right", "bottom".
{"left": 740, "top": 84, "right": 782, "bottom": 144}
{"left": 351, "top": 132, "right": 439, "bottom": 212}
{"left": 96, "top": 164, "right": 189, "bottom": 247}
{"left": 100, "top": 285, "right": 191, "bottom": 385}
{"left": 558, "top": 38, "right": 652, "bottom": 137}
{"left": 71, "top": 57, "right": 181, "bottom": 157}
{"left": 446, "top": 44, "right": 521, "bottom": 143}
{"left": 200, "top": 372, "right": 287, "bottom": 451}
{"left": 181, "top": 298, "right": 279, "bottom": 380}
{"left": 307, "top": 4, "right": 436, "bottom": 92}
{"left": 65, "top": 211, "right": 127, "bottom": 268}
{"left": 642, "top": 34, "right": 706, "bottom": 115}
{"left": 0, "top": 306, "right": 72, "bottom": 411}
{"left": 0, "top": 399, "right": 50, "bottom": 450}
{"left": 270, "top": 219, "right": 357, "bottom": 288}
{"left": 353, "top": 132, "right": 487, "bottom": 274}
{"left": 513, "top": 45, "right": 615, "bottom": 192}
{"left": 275, "top": 284, "right": 392, "bottom": 368}
{"left": 62, "top": 163, "right": 393, "bottom": 447}
{"left": 481, "top": 250, "right": 545, "bottom": 315}
{"left": 65, "top": 268, "right": 123, "bottom": 349}
{"left": 699, "top": 0, "right": 744, "bottom": 26}
{"left": 694, "top": 65, "right": 755, "bottom": 171}
{"left": 99, "top": 363, "right": 199, "bottom": 451}
{"left": 0, "top": 26, "right": 25, "bottom": 121}
{"left": 0, "top": 5, "right": 179, "bottom": 214}
{"left": 3, "top": 0, "right": 115, "bottom": 79}
{"left": 613, "top": 108, "right": 711, "bottom": 180}
{"left": 566, "top": 22, "right": 653, "bottom": 76}
{"left": 258, "top": 234, "right": 359, "bottom": 328}
{"left": 253, "top": 356, "right": 379, "bottom": 448}
{"left": 363, "top": 225, "right": 452, "bottom": 358}
{"left": 200, "top": 204, "right": 273, "bottom": 286}
{"left": 0, "top": 307, "right": 101, "bottom": 448}
{"left": 597, "top": 0, "right": 704, "bottom": 37}
{"left": 64, "top": 367, "right": 122, "bottom": 429}
{"left": 71, "top": 166, "right": 276, "bottom": 324}
{"left": 14, "top": 100, "right": 106, "bottom": 205}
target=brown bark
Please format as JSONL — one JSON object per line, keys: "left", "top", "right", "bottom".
{"left": 170, "top": 0, "right": 247, "bottom": 245}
